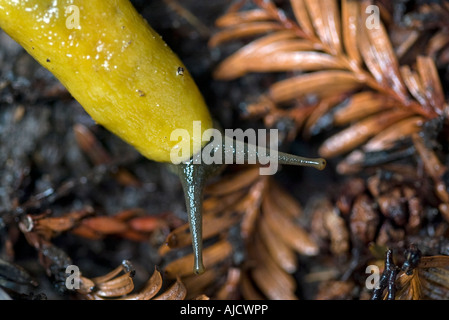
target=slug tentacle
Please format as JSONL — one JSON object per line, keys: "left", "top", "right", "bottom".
{"left": 277, "top": 152, "right": 326, "bottom": 170}
{"left": 175, "top": 153, "right": 223, "bottom": 275}
{"left": 177, "top": 161, "right": 205, "bottom": 275}
{"left": 220, "top": 137, "right": 326, "bottom": 171}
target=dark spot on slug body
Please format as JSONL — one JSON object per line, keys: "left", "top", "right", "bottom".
{"left": 177, "top": 67, "right": 184, "bottom": 76}
{"left": 46, "top": 58, "right": 50, "bottom": 62}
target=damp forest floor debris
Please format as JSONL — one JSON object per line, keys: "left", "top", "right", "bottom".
{"left": 1, "top": 0, "right": 449, "bottom": 300}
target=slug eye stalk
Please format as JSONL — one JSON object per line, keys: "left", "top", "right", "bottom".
{"left": 175, "top": 136, "right": 326, "bottom": 274}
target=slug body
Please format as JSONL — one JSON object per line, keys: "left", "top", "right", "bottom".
{"left": 0, "top": 0, "right": 326, "bottom": 275}
{"left": 0, "top": 0, "right": 212, "bottom": 163}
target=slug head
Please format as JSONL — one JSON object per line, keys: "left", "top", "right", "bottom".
{"left": 174, "top": 135, "right": 325, "bottom": 274}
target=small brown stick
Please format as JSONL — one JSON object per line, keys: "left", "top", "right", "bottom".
{"left": 164, "top": 0, "right": 211, "bottom": 38}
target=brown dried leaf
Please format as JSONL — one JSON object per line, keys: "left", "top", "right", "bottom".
{"left": 95, "top": 272, "right": 134, "bottom": 298}
{"left": 396, "top": 270, "right": 422, "bottom": 300}
{"left": 323, "top": 205, "right": 349, "bottom": 256}
{"left": 270, "top": 182, "right": 303, "bottom": 219}
{"left": 164, "top": 240, "right": 233, "bottom": 278}
{"left": 269, "top": 71, "right": 362, "bottom": 104}
{"left": 240, "top": 272, "right": 265, "bottom": 300}
{"left": 113, "top": 168, "right": 142, "bottom": 188}
{"left": 335, "top": 177, "right": 365, "bottom": 215}
{"left": 78, "top": 277, "right": 95, "bottom": 295}
{"left": 427, "top": 30, "right": 449, "bottom": 58}
{"left": 363, "top": 116, "right": 423, "bottom": 152}
{"left": 119, "top": 268, "right": 162, "bottom": 300}
{"left": 240, "top": 178, "right": 268, "bottom": 238}
{"left": 203, "top": 189, "right": 246, "bottom": 214}
{"left": 216, "top": 50, "right": 345, "bottom": 80}
{"left": 208, "top": 22, "right": 282, "bottom": 47}
{"left": 315, "top": 280, "right": 355, "bottom": 300}
{"left": 358, "top": 5, "right": 408, "bottom": 101}
{"left": 117, "top": 230, "right": 150, "bottom": 242}
{"left": 34, "top": 208, "right": 93, "bottom": 235}
{"left": 319, "top": 109, "right": 413, "bottom": 158}
{"left": 91, "top": 263, "right": 128, "bottom": 284}
{"left": 183, "top": 268, "right": 220, "bottom": 299}
{"left": 205, "top": 166, "right": 260, "bottom": 196}
{"left": 419, "top": 256, "right": 449, "bottom": 269}
{"left": 334, "top": 150, "right": 364, "bottom": 175}
{"left": 211, "top": 0, "right": 445, "bottom": 176}
{"left": 248, "top": 239, "right": 298, "bottom": 299}
{"left": 395, "top": 30, "right": 420, "bottom": 60}
{"left": 412, "top": 133, "right": 448, "bottom": 204}
{"left": 193, "top": 294, "right": 210, "bottom": 300}
{"left": 70, "top": 224, "right": 103, "bottom": 240}
{"left": 258, "top": 216, "right": 298, "bottom": 273}
{"left": 376, "top": 220, "right": 405, "bottom": 246}
{"left": 84, "top": 266, "right": 192, "bottom": 300}
{"left": 310, "top": 199, "right": 331, "bottom": 239}
{"left": 333, "top": 92, "right": 396, "bottom": 126}
{"left": 250, "top": 264, "right": 298, "bottom": 300}
{"left": 304, "top": 0, "right": 341, "bottom": 55}
{"left": 214, "top": 9, "right": 273, "bottom": 28}
{"left": 350, "top": 194, "right": 379, "bottom": 244}
{"left": 440, "top": 203, "right": 449, "bottom": 224}
{"left": 81, "top": 217, "right": 128, "bottom": 235}
{"left": 162, "top": 210, "right": 240, "bottom": 252}
{"left": 73, "top": 123, "right": 112, "bottom": 165}
{"left": 419, "top": 267, "right": 449, "bottom": 299}
{"left": 128, "top": 216, "right": 161, "bottom": 232}
{"left": 251, "top": 234, "right": 297, "bottom": 294}
{"left": 213, "top": 30, "right": 321, "bottom": 80}
{"left": 322, "top": 0, "right": 342, "bottom": 54}
{"left": 400, "top": 65, "right": 429, "bottom": 108}
{"left": 417, "top": 56, "right": 446, "bottom": 114}
{"left": 113, "top": 208, "right": 145, "bottom": 221}
{"left": 310, "top": 198, "right": 349, "bottom": 255}
{"left": 215, "top": 268, "right": 241, "bottom": 300}
{"left": 377, "top": 188, "right": 406, "bottom": 226}
{"left": 36, "top": 217, "right": 77, "bottom": 233}
{"left": 342, "top": 0, "right": 362, "bottom": 66}
{"left": 404, "top": 187, "right": 423, "bottom": 233}
{"left": 262, "top": 194, "right": 318, "bottom": 255}
{"left": 290, "top": 0, "right": 314, "bottom": 37}
{"left": 303, "top": 94, "right": 346, "bottom": 137}
{"left": 153, "top": 277, "right": 187, "bottom": 300}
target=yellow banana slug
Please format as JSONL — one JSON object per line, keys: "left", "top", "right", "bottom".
{"left": 0, "top": 0, "right": 326, "bottom": 275}
{"left": 0, "top": 0, "right": 212, "bottom": 163}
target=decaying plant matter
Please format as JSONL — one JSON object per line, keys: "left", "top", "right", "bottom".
{"left": 76, "top": 261, "right": 207, "bottom": 300}
{"left": 210, "top": 0, "right": 448, "bottom": 168}
{"left": 160, "top": 165, "right": 320, "bottom": 299}
{"left": 1, "top": 0, "right": 449, "bottom": 300}
{"left": 371, "top": 245, "right": 449, "bottom": 300}
{"left": 204, "top": 0, "right": 449, "bottom": 299}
